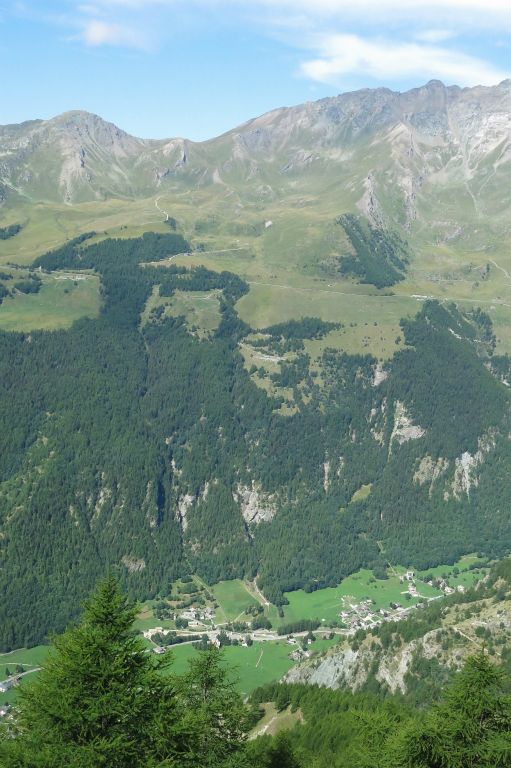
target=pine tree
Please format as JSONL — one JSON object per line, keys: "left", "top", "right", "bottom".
{"left": 174, "top": 647, "right": 250, "bottom": 767}
{"left": 0, "top": 575, "right": 182, "bottom": 767}
{"left": 389, "top": 652, "right": 511, "bottom": 767}
{"left": 241, "top": 732, "right": 303, "bottom": 768}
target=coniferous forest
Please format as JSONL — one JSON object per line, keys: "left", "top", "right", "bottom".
{"left": 1, "top": 232, "right": 511, "bottom": 649}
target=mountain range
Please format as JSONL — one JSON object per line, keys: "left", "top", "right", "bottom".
{"left": 2, "top": 79, "right": 511, "bottom": 236}
{"left": 1, "top": 81, "right": 511, "bottom": 650}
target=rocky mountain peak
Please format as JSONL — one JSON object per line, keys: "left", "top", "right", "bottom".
{"left": 1, "top": 80, "right": 511, "bottom": 210}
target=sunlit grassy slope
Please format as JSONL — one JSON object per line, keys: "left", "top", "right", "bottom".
{"left": 0, "top": 272, "right": 100, "bottom": 331}
{"left": 2, "top": 151, "right": 511, "bottom": 356}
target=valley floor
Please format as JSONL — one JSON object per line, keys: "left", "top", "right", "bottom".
{"left": 0, "top": 556, "right": 487, "bottom": 709}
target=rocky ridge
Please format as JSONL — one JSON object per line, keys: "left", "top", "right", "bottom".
{"left": 1, "top": 80, "right": 511, "bottom": 240}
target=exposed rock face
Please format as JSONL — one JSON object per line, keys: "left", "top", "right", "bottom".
{"left": 121, "top": 555, "right": 146, "bottom": 573}
{"left": 283, "top": 619, "right": 487, "bottom": 695}
{"left": 288, "top": 582, "right": 511, "bottom": 692}
{"left": 176, "top": 493, "right": 195, "bottom": 532}
{"left": 372, "top": 363, "right": 388, "bottom": 387}
{"left": 0, "top": 111, "right": 149, "bottom": 203}
{"left": 323, "top": 461, "right": 330, "bottom": 492}
{"left": 450, "top": 429, "right": 498, "bottom": 499}
{"left": 390, "top": 400, "right": 425, "bottom": 451}
{"left": 285, "top": 641, "right": 423, "bottom": 692}
{"left": 234, "top": 483, "right": 276, "bottom": 526}
{"left": 414, "top": 455, "right": 450, "bottom": 497}
{"left": 453, "top": 451, "right": 480, "bottom": 498}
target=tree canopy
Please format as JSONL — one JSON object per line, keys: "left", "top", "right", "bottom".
{"left": 0, "top": 577, "right": 248, "bottom": 768}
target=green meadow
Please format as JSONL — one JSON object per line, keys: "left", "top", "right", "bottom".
{"left": 4, "top": 190, "right": 511, "bottom": 357}
{"left": 211, "top": 580, "right": 261, "bottom": 623}
{"left": 133, "top": 614, "right": 176, "bottom": 633}
{"left": 350, "top": 484, "right": 373, "bottom": 504}
{"left": 166, "top": 637, "right": 337, "bottom": 698}
{"left": 0, "top": 638, "right": 337, "bottom": 704}
{"left": 0, "top": 645, "right": 49, "bottom": 669}
{"left": 415, "top": 554, "right": 488, "bottom": 589}
{"left": 279, "top": 569, "right": 443, "bottom": 627}
{"left": 0, "top": 273, "right": 100, "bottom": 332}
{"left": 142, "top": 287, "right": 222, "bottom": 336}
{"left": 0, "top": 645, "right": 50, "bottom": 708}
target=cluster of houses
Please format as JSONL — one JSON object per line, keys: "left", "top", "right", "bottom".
{"left": 145, "top": 570, "right": 472, "bottom": 656}
{"left": 178, "top": 606, "right": 215, "bottom": 628}
{"left": 288, "top": 647, "right": 311, "bottom": 661}
{"left": 401, "top": 570, "right": 466, "bottom": 597}
{"left": 419, "top": 572, "right": 466, "bottom": 595}
{"left": 0, "top": 677, "right": 16, "bottom": 720}
{"left": 0, "top": 676, "right": 17, "bottom": 693}
{"left": 436, "top": 580, "right": 465, "bottom": 595}
{"left": 148, "top": 628, "right": 255, "bottom": 653}
{"left": 335, "top": 571, "right": 469, "bottom": 634}
{"left": 339, "top": 598, "right": 388, "bottom": 632}
{"left": 399, "top": 572, "right": 419, "bottom": 598}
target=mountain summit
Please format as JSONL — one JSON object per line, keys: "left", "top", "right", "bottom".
{"left": 1, "top": 80, "right": 511, "bottom": 237}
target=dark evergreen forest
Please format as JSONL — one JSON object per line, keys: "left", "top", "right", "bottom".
{"left": 337, "top": 214, "right": 409, "bottom": 287}
{"left": 0, "top": 231, "right": 510, "bottom": 649}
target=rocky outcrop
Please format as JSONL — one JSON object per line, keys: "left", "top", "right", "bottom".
{"left": 121, "top": 555, "right": 146, "bottom": 573}
{"left": 234, "top": 483, "right": 276, "bottom": 526}
{"left": 389, "top": 401, "right": 425, "bottom": 452}
{"left": 414, "top": 456, "right": 449, "bottom": 497}
{"left": 284, "top": 592, "right": 511, "bottom": 695}
{"left": 176, "top": 493, "right": 194, "bottom": 532}
{"left": 449, "top": 429, "right": 498, "bottom": 500}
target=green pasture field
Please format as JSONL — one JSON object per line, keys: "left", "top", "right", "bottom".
{"left": 211, "top": 580, "right": 261, "bottom": 623}
{"left": 133, "top": 614, "right": 176, "bottom": 632}
{"left": 0, "top": 645, "right": 49, "bottom": 669}
{"left": 0, "top": 635, "right": 335, "bottom": 708}
{"left": 166, "top": 640, "right": 336, "bottom": 697}
{"left": 415, "top": 554, "right": 488, "bottom": 589}
{"left": 0, "top": 198, "right": 170, "bottom": 266}
{"left": 0, "top": 645, "right": 50, "bottom": 708}
{"left": 5, "top": 193, "right": 511, "bottom": 356}
{"left": 250, "top": 703, "right": 303, "bottom": 738}
{"left": 0, "top": 640, "right": 295, "bottom": 706}
{"left": 350, "top": 484, "right": 373, "bottom": 503}
{"left": 279, "top": 568, "right": 443, "bottom": 627}
{"left": 207, "top": 643, "right": 294, "bottom": 696}
{"left": 235, "top": 281, "right": 420, "bottom": 362}
{"left": 0, "top": 686, "right": 20, "bottom": 707}
{"left": 0, "top": 272, "right": 100, "bottom": 331}
{"left": 236, "top": 280, "right": 418, "bottom": 330}
{"left": 153, "top": 290, "right": 221, "bottom": 337}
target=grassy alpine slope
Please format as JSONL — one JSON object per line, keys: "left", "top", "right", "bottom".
{"left": 3, "top": 81, "right": 511, "bottom": 359}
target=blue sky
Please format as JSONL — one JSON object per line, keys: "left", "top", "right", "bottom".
{"left": 2, "top": 1, "right": 510, "bottom": 140}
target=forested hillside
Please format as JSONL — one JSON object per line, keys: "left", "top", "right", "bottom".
{"left": 1, "top": 232, "right": 511, "bottom": 649}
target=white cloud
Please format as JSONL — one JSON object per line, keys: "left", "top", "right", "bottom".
{"left": 414, "top": 30, "right": 457, "bottom": 44}
{"left": 251, "top": 0, "right": 511, "bottom": 15}
{"left": 301, "top": 34, "right": 508, "bottom": 87}
{"left": 82, "top": 18, "right": 147, "bottom": 47}
{"left": 62, "top": 0, "right": 511, "bottom": 88}
{"left": 82, "top": 0, "right": 511, "bottom": 19}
